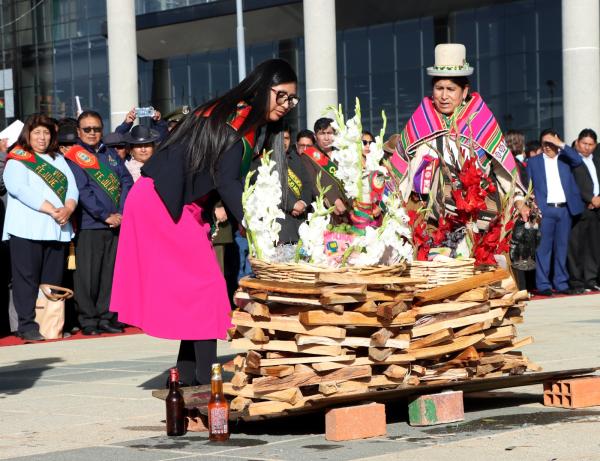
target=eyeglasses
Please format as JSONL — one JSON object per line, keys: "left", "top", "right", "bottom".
{"left": 541, "top": 142, "right": 554, "bottom": 148}
{"left": 271, "top": 89, "right": 300, "bottom": 108}
{"left": 81, "top": 126, "right": 103, "bottom": 133}
{"left": 362, "top": 140, "right": 374, "bottom": 146}
{"left": 297, "top": 143, "right": 313, "bottom": 149}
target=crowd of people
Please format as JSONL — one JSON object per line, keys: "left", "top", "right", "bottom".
{"left": 1, "top": 45, "right": 600, "bottom": 385}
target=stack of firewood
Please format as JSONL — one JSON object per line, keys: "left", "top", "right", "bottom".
{"left": 224, "top": 268, "right": 538, "bottom": 417}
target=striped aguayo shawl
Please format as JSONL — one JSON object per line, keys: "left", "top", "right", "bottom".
{"left": 389, "top": 92, "right": 518, "bottom": 183}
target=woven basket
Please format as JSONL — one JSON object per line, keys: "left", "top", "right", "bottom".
{"left": 407, "top": 258, "right": 475, "bottom": 289}
{"left": 249, "top": 258, "right": 407, "bottom": 284}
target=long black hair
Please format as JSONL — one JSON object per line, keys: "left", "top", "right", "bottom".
{"left": 162, "top": 58, "right": 297, "bottom": 176}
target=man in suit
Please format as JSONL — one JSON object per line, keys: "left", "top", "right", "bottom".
{"left": 527, "top": 129, "right": 584, "bottom": 296}
{"left": 570, "top": 129, "right": 600, "bottom": 292}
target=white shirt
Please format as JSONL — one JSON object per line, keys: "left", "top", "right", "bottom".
{"left": 543, "top": 153, "right": 567, "bottom": 203}
{"left": 580, "top": 154, "right": 599, "bottom": 196}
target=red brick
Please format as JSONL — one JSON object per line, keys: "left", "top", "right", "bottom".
{"left": 325, "top": 402, "right": 386, "bottom": 441}
{"left": 408, "top": 390, "right": 464, "bottom": 426}
{"left": 543, "top": 376, "right": 600, "bottom": 409}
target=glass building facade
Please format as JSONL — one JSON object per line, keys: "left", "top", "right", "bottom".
{"left": 0, "top": 0, "right": 561, "bottom": 141}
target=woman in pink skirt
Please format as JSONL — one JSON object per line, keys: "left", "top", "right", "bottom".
{"left": 110, "top": 59, "right": 299, "bottom": 385}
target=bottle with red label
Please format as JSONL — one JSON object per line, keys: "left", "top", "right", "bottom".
{"left": 208, "top": 363, "right": 230, "bottom": 441}
{"left": 166, "top": 367, "right": 185, "bottom": 436}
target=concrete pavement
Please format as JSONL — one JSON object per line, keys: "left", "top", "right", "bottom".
{"left": 1, "top": 294, "right": 600, "bottom": 461}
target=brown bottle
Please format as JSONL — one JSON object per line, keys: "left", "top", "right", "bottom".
{"left": 208, "top": 363, "right": 230, "bottom": 441}
{"left": 166, "top": 367, "right": 185, "bottom": 436}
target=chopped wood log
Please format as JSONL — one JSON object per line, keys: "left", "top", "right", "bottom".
{"left": 251, "top": 365, "right": 372, "bottom": 393}
{"left": 230, "top": 396, "right": 252, "bottom": 412}
{"left": 318, "top": 382, "right": 339, "bottom": 395}
{"left": 415, "top": 269, "right": 510, "bottom": 304}
{"left": 244, "top": 365, "right": 295, "bottom": 377}
{"left": 366, "top": 291, "right": 413, "bottom": 302}
{"left": 247, "top": 400, "right": 305, "bottom": 416}
{"left": 299, "top": 309, "right": 416, "bottom": 327}
{"left": 231, "top": 372, "right": 248, "bottom": 388}
{"left": 408, "top": 328, "right": 454, "bottom": 350}
{"left": 411, "top": 308, "right": 504, "bottom": 337}
{"left": 424, "top": 303, "right": 490, "bottom": 323}
{"left": 294, "top": 364, "right": 314, "bottom": 374}
{"left": 248, "top": 290, "right": 269, "bottom": 302}
{"left": 231, "top": 311, "right": 347, "bottom": 339}
{"left": 369, "top": 347, "right": 394, "bottom": 361}
{"left": 454, "top": 321, "right": 491, "bottom": 337}
{"left": 295, "top": 334, "right": 409, "bottom": 349}
{"left": 237, "top": 326, "right": 269, "bottom": 343}
{"left": 242, "top": 301, "right": 271, "bottom": 319}
{"left": 320, "top": 284, "right": 368, "bottom": 296}
{"left": 226, "top": 327, "right": 237, "bottom": 340}
{"left": 384, "top": 364, "right": 408, "bottom": 379}
{"left": 231, "top": 338, "right": 342, "bottom": 356}
{"left": 453, "top": 286, "right": 490, "bottom": 302}
{"left": 246, "top": 350, "right": 262, "bottom": 369}
{"left": 353, "top": 301, "right": 378, "bottom": 313}
{"left": 370, "top": 328, "right": 393, "bottom": 347}
{"left": 377, "top": 301, "right": 408, "bottom": 320}
{"left": 410, "top": 364, "right": 427, "bottom": 376}
{"left": 312, "top": 361, "right": 349, "bottom": 372}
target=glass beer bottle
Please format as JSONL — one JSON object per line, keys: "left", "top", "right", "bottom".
{"left": 208, "top": 363, "right": 230, "bottom": 441}
{"left": 166, "top": 367, "right": 185, "bottom": 436}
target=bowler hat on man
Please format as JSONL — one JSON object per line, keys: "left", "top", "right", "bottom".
{"left": 123, "top": 125, "right": 160, "bottom": 145}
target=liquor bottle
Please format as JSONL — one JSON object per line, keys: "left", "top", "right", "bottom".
{"left": 166, "top": 367, "right": 185, "bottom": 436}
{"left": 208, "top": 363, "right": 230, "bottom": 441}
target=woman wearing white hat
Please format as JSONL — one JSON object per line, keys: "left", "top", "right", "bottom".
{"left": 388, "top": 43, "right": 529, "bottom": 232}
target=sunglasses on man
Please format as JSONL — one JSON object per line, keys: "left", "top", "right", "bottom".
{"left": 81, "top": 126, "right": 103, "bottom": 133}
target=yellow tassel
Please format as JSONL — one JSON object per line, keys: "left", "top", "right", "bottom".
{"left": 67, "top": 242, "right": 76, "bottom": 270}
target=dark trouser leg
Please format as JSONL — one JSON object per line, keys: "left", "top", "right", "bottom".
{"left": 9, "top": 237, "right": 42, "bottom": 334}
{"left": 98, "top": 230, "right": 118, "bottom": 326}
{"left": 176, "top": 339, "right": 217, "bottom": 386}
{"left": 584, "top": 211, "right": 600, "bottom": 285}
{"left": 0, "top": 241, "right": 11, "bottom": 336}
{"left": 567, "top": 213, "right": 586, "bottom": 288}
{"left": 535, "top": 210, "right": 557, "bottom": 291}
{"left": 40, "top": 241, "right": 66, "bottom": 286}
{"left": 552, "top": 208, "right": 572, "bottom": 291}
{"left": 74, "top": 230, "right": 103, "bottom": 329}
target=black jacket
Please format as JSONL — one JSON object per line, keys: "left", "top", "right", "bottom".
{"left": 573, "top": 154, "right": 600, "bottom": 205}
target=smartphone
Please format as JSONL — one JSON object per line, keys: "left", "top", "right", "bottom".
{"left": 135, "top": 106, "right": 155, "bottom": 118}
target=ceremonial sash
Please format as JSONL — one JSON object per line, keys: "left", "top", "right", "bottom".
{"left": 7, "top": 147, "right": 68, "bottom": 204}
{"left": 390, "top": 93, "right": 521, "bottom": 189}
{"left": 302, "top": 146, "right": 344, "bottom": 190}
{"left": 287, "top": 168, "right": 302, "bottom": 200}
{"left": 65, "top": 146, "right": 121, "bottom": 206}
{"left": 199, "top": 102, "right": 257, "bottom": 177}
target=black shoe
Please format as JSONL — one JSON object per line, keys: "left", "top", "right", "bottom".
{"left": 111, "top": 321, "right": 128, "bottom": 330}
{"left": 98, "top": 323, "right": 123, "bottom": 334}
{"left": 538, "top": 289, "right": 553, "bottom": 297}
{"left": 559, "top": 288, "right": 584, "bottom": 295}
{"left": 585, "top": 284, "right": 600, "bottom": 292}
{"left": 82, "top": 327, "right": 100, "bottom": 336}
{"left": 18, "top": 330, "right": 45, "bottom": 342}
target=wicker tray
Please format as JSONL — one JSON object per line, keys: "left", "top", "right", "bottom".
{"left": 249, "top": 258, "right": 407, "bottom": 284}
{"left": 407, "top": 258, "right": 475, "bottom": 289}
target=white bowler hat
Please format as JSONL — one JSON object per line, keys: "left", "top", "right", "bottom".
{"left": 427, "top": 43, "right": 474, "bottom": 77}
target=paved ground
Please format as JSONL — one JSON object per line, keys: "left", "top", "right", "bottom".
{"left": 1, "top": 294, "right": 600, "bottom": 461}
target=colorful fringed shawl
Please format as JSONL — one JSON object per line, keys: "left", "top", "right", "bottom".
{"left": 389, "top": 93, "right": 518, "bottom": 185}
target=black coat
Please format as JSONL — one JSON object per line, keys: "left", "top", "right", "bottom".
{"left": 573, "top": 154, "right": 600, "bottom": 205}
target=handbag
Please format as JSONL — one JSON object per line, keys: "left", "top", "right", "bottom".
{"left": 35, "top": 284, "right": 73, "bottom": 339}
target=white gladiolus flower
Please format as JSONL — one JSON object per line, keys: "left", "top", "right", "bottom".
{"left": 242, "top": 151, "right": 285, "bottom": 261}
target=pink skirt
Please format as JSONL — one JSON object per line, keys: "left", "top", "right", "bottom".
{"left": 109, "top": 177, "right": 232, "bottom": 340}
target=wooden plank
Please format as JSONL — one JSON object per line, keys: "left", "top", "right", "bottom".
{"left": 453, "top": 286, "right": 490, "bottom": 302}
{"left": 317, "top": 272, "right": 426, "bottom": 286}
{"left": 239, "top": 277, "right": 322, "bottom": 295}
{"left": 454, "top": 321, "right": 491, "bottom": 337}
{"left": 231, "top": 311, "right": 347, "bottom": 339}
{"left": 258, "top": 354, "right": 357, "bottom": 367}
{"left": 299, "top": 309, "right": 417, "bottom": 327}
{"left": 410, "top": 334, "right": 485, "bottom": 359}
{"left": 495, "top": 336, "right": 534, "bottom": 353}
{"left": 320, "top": 284, "right": 368, "bottom": 296}
{"left": 415, "top": 269, "right": 510, "bottom": 304}
{"left": 319, "top": 293, "right": 367, "bottom": 305}
{"left": 415, "top": 301, "right": 481, "bottom": 316}
{"left": 231, "top": 339, "right": 342, "bottom": 356}
{"left": 408, "top": 328, "right": 454, "bottom": 350}
{"left": 251, "top": 365, "right": 373, "bottom": 393}
{"left": 244, "top": 365, "right": 295, "bottom": 377}
{"left": 366, "top": 291, "right": 413, "bottom": 302}
{"left": 410, "top": 308, "right": 504, "bottom": 337}
{"left": 295, "top": 334, "right": 409, "bottom": 349}
{"left": 247, "top": 400, "right": 305, "bottom": 416}
{"left": 377, "top": 301, "right": 408, "bottom": 320}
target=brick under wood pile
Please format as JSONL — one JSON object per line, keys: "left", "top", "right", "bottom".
{"left": 224, "top": 268, "right": 538, "bottom": 417}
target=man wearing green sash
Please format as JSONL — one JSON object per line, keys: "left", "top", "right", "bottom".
{"left": 66, "top": 110, "right": 133, "bottom": 336}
